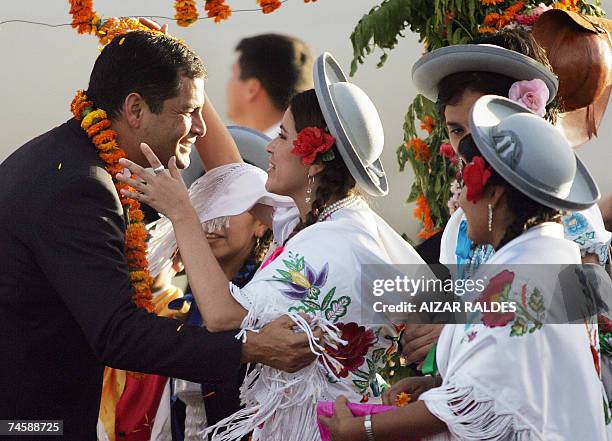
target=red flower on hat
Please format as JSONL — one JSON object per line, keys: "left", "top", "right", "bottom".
{"left": 292, "top": 127, "right": 335, "bottom": 165}
{"left": 463, "top": 156, "right": 492, "bottom": 203}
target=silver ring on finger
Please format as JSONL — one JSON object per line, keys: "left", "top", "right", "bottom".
{"left": 153, "top": 165, "right": 165, "bottom": 174}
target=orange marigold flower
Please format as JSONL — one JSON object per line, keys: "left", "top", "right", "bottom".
{"left": 69, "top": 0, "right": 101, "bottom": 35}
{"left": 480, "top": 0, "right": 504, "bottom": 5}
{"left": 257, "top": 0, "right": 282, "bottom": 14}
{"left": 408, "top": 138, "right": 431, "bottom": 163}
{"left": 86, "top": 119, "right": 111, "bottom": 137}
{"left": 129, "top": 209, "right": 145, "bottom": 223}
{"left": 205, "top": 0, "right": 232, "bottom": 23}
{"left": 414, "top": 194, "right": 440, "bottom": 240}
{"left": 93, "top": 129, "right": 118, "bottom": 146}
{"left": 477, "top": 25, "right": 497, "bottom": 34}
{"left": 70, "top": 90, "right": 87, "bottom": 115}
{"left": 395, "top": 392, "right": 412, "bottom": 407}
{"left": 506, "top": 1, "right": 525, "bottom": 14}
{"left": 484, "top": 12, "right": 501, "bottom": 25}
{"left": 100, "top": 150, "right": 127, "bottom": 164}
{"left": 420, "top": 115, "right": 435, "bottom": 134}
{"left": 97, "top": 140, "right": 118, "bottom": 152}
{"left": 175, "top": 0, "right": 199, "bottom": 27}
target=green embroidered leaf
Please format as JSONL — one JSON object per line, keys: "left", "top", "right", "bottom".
{"left": 301, "top": 299, "right": 321, "bottom": 311}
{"left": 296, "top": 256, "right": 305, "bottom": 271}
{"left": 353, "top": 369, "right": 370, "bottom": 380}
{"left": 367, "top": 358, "right": 377, "bottom": 375}
{"left": 352, "top": 379, "right": 370, "bottom": 391}
{"left": 288, "top": 305, "right": 311, "bottom": 314}
{"left": 372, "top": 348, "right": 386, "bottom": 364}
{"left": 510, "top": 318, "right": 529, "bottom": 337}
{"left": 282, "top": 259, "right": 298, "bottom": 272}
{"left": 321, "top": 287, "right": 337, "bottom": 310}
{"left": 325, "top": 296, "right": 352, "bottom": 322}
{"left": 528, "top": 288, "right": 545, "bottom": 314}
{"left": 307, "top": 287, "right": 321, "bottom": 301}
{"left": 275, "top": 269, "right": 293, "bottom": 280}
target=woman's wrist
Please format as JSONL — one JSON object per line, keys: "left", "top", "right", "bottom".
{"left": 168, "top": 199, "right": 199, "bottom": 224}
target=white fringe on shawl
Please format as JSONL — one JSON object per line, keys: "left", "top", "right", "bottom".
{"left": 421, "top": 373, "right": 535, "bottom": 441}
{"left": 202, "top": 310, "right": 347, "bottom": 441}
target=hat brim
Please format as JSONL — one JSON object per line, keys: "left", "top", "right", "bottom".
{"left": 469, "top": 96, "right": 600, "bottom": 211}
{"left": 314, "top": 52, "right": 388, "bottom": 196}
{"left": 412, "top": 44, "right": 559, "bottom": 104}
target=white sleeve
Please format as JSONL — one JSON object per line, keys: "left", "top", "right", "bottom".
{"left": 440, "top": 208, "right": 465, "bottom": 265}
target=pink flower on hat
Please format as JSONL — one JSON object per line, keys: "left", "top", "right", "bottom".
{"left": 508, "top": 79, "right": 549, "bottom": 117}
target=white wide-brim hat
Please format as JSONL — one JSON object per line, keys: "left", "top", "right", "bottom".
{"left": 469, "top": 95, "right": 599, "bottom": 211}
{"left": 314, "top": 52, "right": 388, "bottom": 196}
{"left": 182, "top": 125, "right": 272, "bottom": 188}
{"left": 148, "top": 162, "right": 293, "bottom": 278}
{"left": 412, "top": 44, "right": 559, "bottom": 104}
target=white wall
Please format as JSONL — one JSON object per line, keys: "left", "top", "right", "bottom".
{"left": 1, "top": 0, "right": 611, "bottom": 238}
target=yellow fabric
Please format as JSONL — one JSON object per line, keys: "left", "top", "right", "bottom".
{"left": 98, "top": 286, "right": 183, "bottom": 441}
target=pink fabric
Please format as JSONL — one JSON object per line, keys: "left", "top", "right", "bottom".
{"left": 317, "top": 401, "right": 412, "bottom": 441}
{"left": 260, "top": 245, "right": 284, "bottom": 270}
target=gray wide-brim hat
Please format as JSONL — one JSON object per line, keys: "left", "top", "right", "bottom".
{"left": 182, "top": 125, "right": 271, "bottom": 188}
{"left": 412, "top": 44, "right": 559, "bottom": 104}
{"left": 469, "top": 95, "right": 599, "bottom": 211}
{"left": 314, "top": 52, "right": 388, "bottom": 196}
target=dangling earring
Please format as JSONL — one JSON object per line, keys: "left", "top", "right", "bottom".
{"left": 305, "top": 175, "right": 314, "bottom": 204}
{"left": 488, "top": 203, "right": 493, "bottom": 232}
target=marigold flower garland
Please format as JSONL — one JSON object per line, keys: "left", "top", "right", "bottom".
{"left": 205, "top": 0, "right": 233, "bottom": 23}
{"left": 69, "top": 0, "right": 166, "bottom": 43}
{"left": 71, "top": 90, "right": 154, "bottom": 312}
{"left": 175, "top": 0, "right": 199, "bottom": 27}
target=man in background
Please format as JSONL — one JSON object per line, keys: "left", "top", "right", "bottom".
{"left": 226, "top": 33, "right": 313, "bottom": 138}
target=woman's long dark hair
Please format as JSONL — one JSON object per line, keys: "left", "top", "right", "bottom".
{"left": 458, "top": 135, "right": 564, "bottom": 249}
{"left": 285, "top": 89, "right": 358, "bottom": 242}
{"left": 437, "top": 29, "right": 561, "bottom": 124}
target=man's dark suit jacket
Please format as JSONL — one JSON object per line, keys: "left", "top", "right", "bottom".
{"left": 0, "top": 119, "right": 242, "bottom": 440}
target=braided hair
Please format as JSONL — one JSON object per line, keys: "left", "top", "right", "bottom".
{"left": 458, "top": 135, "right": 564, "bottom": 250}
{"left": 285, "top": 89, "right": 358, "bottom": 242}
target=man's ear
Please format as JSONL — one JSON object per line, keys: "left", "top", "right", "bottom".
{"left": 245, "top": 78, "right": 262, "bottom": 102}
{"left": 123, "top": 93, "right": 147, "bottom": 128}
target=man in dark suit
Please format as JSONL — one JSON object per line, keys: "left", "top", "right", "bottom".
{"left": 0, "top": 31, "right": 316, "bottom": 440}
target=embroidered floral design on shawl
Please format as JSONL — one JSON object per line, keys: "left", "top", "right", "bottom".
{"left": 272, "top": 252, "right": 352, "bottom": 321}
{"left": 462, "top": 270, "right": 545, "bottom": 342}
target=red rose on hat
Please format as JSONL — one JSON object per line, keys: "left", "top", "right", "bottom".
{"left": 463, "top": 156, "right": 492, "bottom": 203}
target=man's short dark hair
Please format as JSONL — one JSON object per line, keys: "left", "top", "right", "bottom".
{"left": 87, "top": 31, "right": 207, "bottom": 119}
{"left": 236, "top": 34, "right": 313, "bottom": 111}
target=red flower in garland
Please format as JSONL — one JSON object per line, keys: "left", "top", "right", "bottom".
{"left": 462, "top": 156, "right": 492, "bottom": 203}
{"left": 324, "top": 322, "right": 376, "bottom": 378}
{"left": 291, "top": 127, "right": 335, "bottom": 165}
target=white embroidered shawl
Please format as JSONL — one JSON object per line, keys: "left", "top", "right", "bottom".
{"left": 422, "top": 223, "right": 611, "bottom": 441}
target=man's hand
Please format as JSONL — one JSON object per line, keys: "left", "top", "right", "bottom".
{"left": 401, "top": 324, "right": 443, "bottom": 366}
{"left": 241, "top": 315, "right": 322, "bottom": 373}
